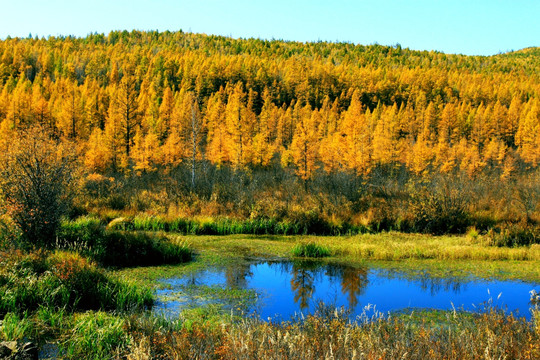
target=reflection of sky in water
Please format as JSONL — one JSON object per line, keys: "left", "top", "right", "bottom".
{"left": 155, "top": 261, "right": 540, "bottom": 321}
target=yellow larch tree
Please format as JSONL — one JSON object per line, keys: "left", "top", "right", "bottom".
{"left": 85, "top": 127, "right": 112, "bottom": 173}
{"left": 205, "top": 92, "right": 230, "bottom": 166}
{"left": 225, "top": 83, "right": 249, "bottom": 169}
{"left": 339, "top": 91, "right": 371, "bottom": 175}
{"left": 435, "top": 102, "right": 459, "bottom": 172}
{"left": 31, "top": 84, "right": 51, "bottom": 127}
{"left": 372, "top": 104, "right": 398, "bottom": 166}
{"left": 157, "top": 85, "right": 174, "bottom": 141}
{"left": 131, "top": 130, "right": 161, "bottom": 174}
{"left": 504, "top": 96, "right": 522, "bottom": 147}
{"left": 6, "top": 75, "right": 32, "bottom": 129}
{"left": 57, "top": 79, "right": 84, "bottom": 139}
{"left": 290, "top": 106, "right": 319, "bottom": 182}
{"left": 515, "top": 99, "right": 540, "bottom": 166}
{"left": 109, "top": 70, "right": 141, "bottom": 159}
{"left": 251, "top": 89, "right": 277, "bottom": 167}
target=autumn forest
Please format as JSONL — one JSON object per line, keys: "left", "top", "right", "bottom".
{"left": 1, "top": 30, "right": 540, "bottom": 235}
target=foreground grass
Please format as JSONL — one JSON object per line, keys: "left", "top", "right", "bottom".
{"left": 2, "top": 305, "right": 538, "bottom": 359}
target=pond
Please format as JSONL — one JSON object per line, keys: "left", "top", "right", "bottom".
{"left": 155, "top": 260, "right": 540, "bottom": 321}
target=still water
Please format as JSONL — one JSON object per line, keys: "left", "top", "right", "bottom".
{"left": 155, "top": 260, "right": 539, "bottom": 320}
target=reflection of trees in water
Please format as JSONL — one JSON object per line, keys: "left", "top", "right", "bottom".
{"left": 341, "top": 267, "right": 368, "bottom": 308}
{"left": 290, "top": 265, "right": 316, "bottom": 309}
{"left": 417, "top": 275, "right": 466, "bottom": 295}
{"left": 288, "top": 261, "right": 322, "bottom": 309}
{"left": 225, "top": 263, "right": 253, "bottom": 289}
{"left": 325, "top": 264, "right": 368, "bottom": 308}
{"left": 378, "top": 269, "right": 467, "bottom": 296}
{"left": 285, "top": 261, "right": 369, "bottom": 310}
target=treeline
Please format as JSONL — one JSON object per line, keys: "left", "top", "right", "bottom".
{"left": 0, "top": 30, "right": 539, "bottom": 180}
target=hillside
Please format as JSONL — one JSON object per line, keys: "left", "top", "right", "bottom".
{"left": 0, "top": 30, "right": 539, "bottom": 232}
{"left": 0, "top": 31, "right": 538, "bottom": 175}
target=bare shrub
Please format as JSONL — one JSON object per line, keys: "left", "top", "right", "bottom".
{"left": 0, "top": 126, "right": 76, "bottom": 248}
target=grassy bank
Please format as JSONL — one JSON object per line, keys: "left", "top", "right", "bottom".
{"left": 180, "top": 232, "right": 540, "bottom": 261}
{"left": 0, "top": 250, "right": 154, "bottom": 315}
{"left": 162, "top": 232, "right": 540, "bottom": 281}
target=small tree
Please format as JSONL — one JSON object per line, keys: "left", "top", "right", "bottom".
{"left": 0, "top": 126, "right": 76, "bottom": 248}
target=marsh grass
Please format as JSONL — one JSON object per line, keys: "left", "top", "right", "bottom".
{"left": 171, "top": 233, "right": 540, "bottom": 282}
{"left": 182, "top": 232, "right": 540, "bottom": 263}
{"left": 58, "top": 218, "right": 192, "bottom": 268}
{"left": 120, "top": 306, "right": 540, "bottom": 360}
{"left": 103, "top": 214, "right": 369, "bottom": 236}
{"left": 291, "top": 242, "right": 331, "bottom": 258}
{"left": 0, "top": 250, "right": 153, "bottom": 314}
{"left": 60, "top": 312, "right": 129, "bottom": 360}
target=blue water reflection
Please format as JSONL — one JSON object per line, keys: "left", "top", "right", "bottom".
{"left": 155, "top": 260, "right": 539, "bottom": 320}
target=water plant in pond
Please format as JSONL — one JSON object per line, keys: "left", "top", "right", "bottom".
{"left": 291, "top": 242, "right": 331, "bottom": 258}
{"left": 531, "top": 289, "right": 540, "bottom": 305}
{"left": 156, "top": 282, "right": 258, "bottom": 319}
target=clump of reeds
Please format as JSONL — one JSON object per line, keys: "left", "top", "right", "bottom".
{"left": 291, "top": 242, "right": 331, "bottom": 258}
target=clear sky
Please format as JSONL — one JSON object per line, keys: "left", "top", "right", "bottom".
{"left": 0, "top": 0, "right": 538, "bottom": 56}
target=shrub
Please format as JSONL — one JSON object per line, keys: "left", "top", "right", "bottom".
{"left": 486, "top": 222, "right": 540, "bottom": 247}
{"left": 287, "top": 210, "right": 334, "bottom": 235}
{"left": 83, "top": 173, "right": 116, "bottom": 198}
{"left": 408, "top": 185, "right": 470, "bottom": 235}
{"left": 0, "top": 126, "right": 76, "bottom": 248}
{"left": 0, "top": 216, "right": 22, "bottom": 249}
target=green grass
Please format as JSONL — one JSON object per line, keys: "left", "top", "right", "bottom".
{"left": 102, "top": 214, "right": 370, "bottom": 236}
{"left": 57, "top": 218, "right": 192, "bottom": 268}
{"left": 61, "top": 312, "right": 130, "bottom": 360}
{"left": 0, "top": 250, "right": 154, "bottom": 314}
{"left": 291, "top": 242, "right": 331, "bottom": 258}
{"left": 0, "top": 312, "right": 33, "bottom": 341}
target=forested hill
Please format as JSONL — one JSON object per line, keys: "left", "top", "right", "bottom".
{"left": 0, "top": 30, "right": 539, "bottom": 178}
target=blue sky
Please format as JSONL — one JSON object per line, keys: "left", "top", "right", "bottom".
{"left": 0, "top": 0, "right": 538, "bottom": 56}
